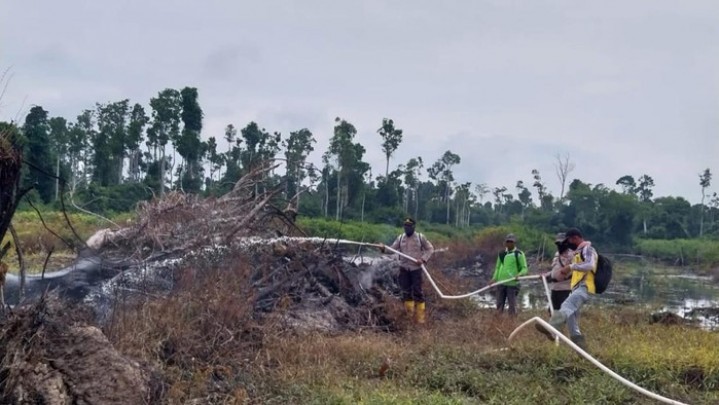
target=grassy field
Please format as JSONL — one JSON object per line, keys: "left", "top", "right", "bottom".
{"left": 243, "top": 308, "right": 719, "bottom": 404}
{"left": 1, "top": 210, "right": 125, "bottom": 272}
{"left": 102, "top": 249, "right": 719, "bottom": 404}
{"left": 4, "top": 211, "right": 718, "bottom": 403}
{"left": 108, "top": 291, "right": 719, "bottom": 404}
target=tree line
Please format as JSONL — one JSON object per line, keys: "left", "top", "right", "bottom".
{"left": 4, "top": 87, "right": 717, "bottom": 247}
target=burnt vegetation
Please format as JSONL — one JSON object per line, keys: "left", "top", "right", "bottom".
{"left": 0, "top": 154, "right": 483, "bottom": 403}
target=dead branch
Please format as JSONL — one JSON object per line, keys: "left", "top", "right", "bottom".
{"left": 58, "top": 182, "right": 89, "bottom": 249}
{"left": 68, "top": 188, "right": 120, "bottom": 229}
{"left": 225, "top": 189, "right": 281, "bottom": 242}
{"left": 41, "top": 246, "right": 54, "bottom": 279}
{"left": 8, "top": 225, "right": 24, "bottom": 300}
{"left": 26, "top": 197, "right": 75, "bottom": 250}
{"left": 0, "top": 242, "right": 10, "bottom": 261}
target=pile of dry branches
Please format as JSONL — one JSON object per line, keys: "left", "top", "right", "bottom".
{"left": 101, "top": 165, "right": 301, "bottom": 258}
{"left": 77, "top": 163, "right": 401, "bottom": 332}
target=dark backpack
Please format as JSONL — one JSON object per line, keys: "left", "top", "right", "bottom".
{"left": 579, "top": 249, "right": 612, "bottom": 294}
{"left": 594, "top": 254, "right": 613, "bottom": 294}
{"left": 499, "top": 250, "right": 523, "bottom": 274}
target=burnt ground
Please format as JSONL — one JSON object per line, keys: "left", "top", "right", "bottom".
{"left": 0, "top": 170, "right": 495, "bottom": 403}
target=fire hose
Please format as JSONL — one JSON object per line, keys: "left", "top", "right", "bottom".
{"left": 305, "top": 237, "right": 689, "bottom": 405}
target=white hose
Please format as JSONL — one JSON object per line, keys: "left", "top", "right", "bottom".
{"left": 381, "top": 244, "right": 541, "bottom": 299}
{"left": 540, "top": 275, "right": 559, "bottom": 345}
{"left": 251, "top": 237, "right": 542, "bottom": 299}
{"left": 267, "top": 237, "right": 688, "bottom": 405}
{"left": 541, "top": 275, "right": 554, "bottom": 316}
{"left": 508, "top": 317, "right": 689, "bottom": 405}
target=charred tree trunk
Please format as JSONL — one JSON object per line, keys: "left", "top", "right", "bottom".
{"left": 0, "top": 127, "right": 30, "bottom": 260}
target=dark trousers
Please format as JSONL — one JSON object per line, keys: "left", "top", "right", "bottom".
{"left": 496, "top": 285, "right": 519, "bottom": 315}
{"left": 398, "top": 268, "right": 424, "bottom": 303}
{"left": 551, "top": 290, "right": 571, "bottom": 311}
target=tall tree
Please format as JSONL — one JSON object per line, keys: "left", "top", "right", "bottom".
{"left": 283, "top": 128, "right": 316, "bottom": 210}
{"left": 531, "top": 169, "right": 553, "bottom": 210}
{"left": 403, "top": 157, "right": 423, "bottom": 219}
{"left": 699, "top": 168, "right": 712, "bottom": 237}
{"left": 205, "top": 136, "right": 222, "bottom": 187}
{"left": 474, "top": 183, "right": 489, "bottom": 204}
{"left": 636, "top": 174, "right": 655, "bottom": 234}
{"left": 22, "top": 106, "right": 55, "bottom": 203}
{"left": 219, "top": 124, "right": 242, "bottom": 191}
{"left": 516, "top": 180, "right": 532, "bottom": 218}
{"left": 328, "top": 117, "right": 358, "bottom": 220}
{"left": 428, "top": 150, "right": 460, "bottom": 224}
{"left": 360, "top": 168, "right": 373, "bottom": 222}
{"left": 127, "top": 103, "right": 148, "bottom": 183}
{"left": 224, "top": 123, "right": 237, "bottom": 155}
{"left": 95, "top": 99, "right": 130, "bottom": 186}
{"left": 72, "top": 110, "right": 95, "bottom": 189}
{"left": 709, "top": 192, "right": 719, "bottom": 233}
{"left": 454, "top": 182, "right": 473, "bottom": 227}
{"left": 554, "top": 152, "right": 575, "bottom": 200}
{"left": 636, "top": 174, "right": 655, "bottom": 203}
{"left": 48, "top": 116, "right": 69, "bottom": 201}
{"left": 377, "top": 118, "right": 403, "bottom": 178}
{"left": 177, "top": 87, "right": 204, "bottom": 192}
{"left": 240, "top": 122, "right": 280, "bottom": 197}
{"left": 492, "top": 186, "right": 507, "bottom": 214}
{"left": 239, "top": 122, "right": 266, "bottom": 172}
{"left": 148, "top": 89, "right": 181, "bottom": 195}
{"left": 615, "top": 175, "right": 637, "bottom": 195}
{"left": 320, "top": 151, "right": 333, "bottom": 217}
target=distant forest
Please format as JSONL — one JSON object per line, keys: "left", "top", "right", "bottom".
{"left": 3, "top": 86, "right": 717, "bottom": 246}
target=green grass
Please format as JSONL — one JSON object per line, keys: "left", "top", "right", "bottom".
{"left": 1, "top": 210, "right": 129, "bottom": 272}
{"left": 4, "top": 210, "right": 719, "bottom": 403}
{"left": 635, "top": 238, "right": 719, "bottom": 267}
{"left": 246, "top": 309, "right": 719, "bottom": 404}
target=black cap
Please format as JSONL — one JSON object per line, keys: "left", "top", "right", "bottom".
{"left": 403, "top": 217, "right": 416, "bottom": 226}
{"left": 565, "top": 228, "right": 583, "bottom": 238}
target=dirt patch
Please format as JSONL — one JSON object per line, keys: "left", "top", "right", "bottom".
{"left": 650, "top": 311, "right": 685, "bottom": 326}
{"left": 0, "top": 296, "right": 153, "bottom": 404}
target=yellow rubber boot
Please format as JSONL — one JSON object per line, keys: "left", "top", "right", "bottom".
{"left": 403, "top": 300, "right": 415, "bottom": 316}
{"left": 415, "top": 302, "right": 426, "bottom": 324}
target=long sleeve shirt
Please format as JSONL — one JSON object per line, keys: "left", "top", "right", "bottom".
{"left": 388, "top": 232, "right": 434, "bottom": 271}
{"left": 550, "top": 248, "right": 574, "bottom": 291}
{"left": 569, "top": 241, "right": 598, "bottom": 293}
{"left": 492, "top": 248, "right": 528, "bottom": 287}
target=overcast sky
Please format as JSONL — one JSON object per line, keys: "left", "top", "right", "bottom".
{"left": 1, "top": 1, "right": 717, "bottom": 204}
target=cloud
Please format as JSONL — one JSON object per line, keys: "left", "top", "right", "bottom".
{"left": 0, "top": 0, "right": 717, "bottom": 204}
{"left": 202, "top": 44, "right": 261, "bottom": 82}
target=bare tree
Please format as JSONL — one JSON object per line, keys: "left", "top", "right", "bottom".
{"left": 474, "top": 183, "right": 489, "bottom": 204}
{"left": 699, "top": 168, "right": 712, "bottom": 237}
{"left": 554, "top": 152, "right": 575, "bottom": 201}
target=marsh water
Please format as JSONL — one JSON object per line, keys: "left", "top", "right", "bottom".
{"left": 474, "top": 257, "right": 719, "bottom": 330}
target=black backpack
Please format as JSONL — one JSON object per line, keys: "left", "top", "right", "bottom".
{"left": 594, "top": 254, "right": 613, "bottom": 294}
{"left": 498, "top": 250, "right": 523, "bottom": 274}
{"left": 578, "top": 248, "right": 612, "bottom": 294}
